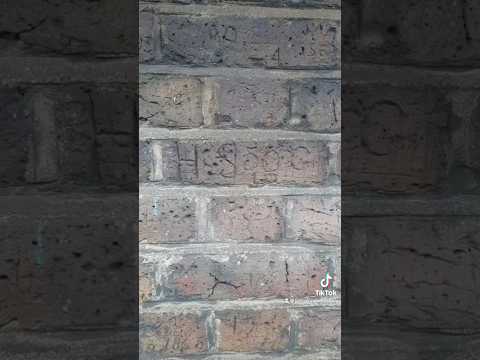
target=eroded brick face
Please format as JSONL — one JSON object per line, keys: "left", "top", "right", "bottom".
{"left": 209, "top": 197, "right": 284, "bottom": 242}
{"left": 139, "top": 1, "right": 341, "bottom": 359}
{"left": 142, "top": 14, "right": 340, "bottom": 68}
{"left": 141, "top": 140, "right": 334, "bottom": 186}
{"left": 140, "top": 312, "right": 209, "bottom": 355}
{"left": 286, "top": 196, "right": 340, "bottom": 245}
{"left": 216, "top": 309, "right": 291, "bottom": 352}
{"left": 139, "top": 75, "right": 204, "bottom": 128}
{"left": 296, "top": 309, "right": 340, "bottom": 350}
{"left": 139, "top": 196, "right": 197, "bottom": 243}
{"left": 141, "top": 246, "right": 337, "bottom": 301}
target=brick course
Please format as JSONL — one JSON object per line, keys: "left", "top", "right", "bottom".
{"left": 139, "top": 2, "right": 340, "bottom": 358}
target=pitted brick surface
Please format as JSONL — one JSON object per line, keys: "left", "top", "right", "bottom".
{"left": 139, "top": 2, "right": 341, "bottom": 358}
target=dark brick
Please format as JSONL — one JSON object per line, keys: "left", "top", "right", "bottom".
{"left": 344, "top": 216, "right": 480, "bottom": 329}
{"left": 342, "top": 85, "right": 450, "bottom": 194}
{"left": 157, "top": 15, "right": 339, "bottom": 69}
{"left": 343, "top": 0, "right": 480, "bottom": 66}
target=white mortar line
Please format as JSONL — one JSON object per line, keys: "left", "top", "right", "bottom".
{"left": 140, "top": 184, "right": 341, "bottom": 196}
{"left": 140, "top": 3, "right": 341, "bottom": 21}
{"left": 140, "top": 128, "right": 340, "bottom": 141}
{"left": 140, "top": 64, "right": 341, "bottom": 79}
{"left": 141, "top": 297, "right": 340, "bottom": 313}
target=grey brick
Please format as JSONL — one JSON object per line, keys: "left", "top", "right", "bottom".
{"left": 139, "top": 75, "right": 204, "bottom": 128}
{"left": 157, "top": 15, "right": 339, "bottom": 69}
{"left": 290, "top": 79, "right": 340, "bottom": 132}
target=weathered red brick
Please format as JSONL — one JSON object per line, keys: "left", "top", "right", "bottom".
{"left": 216, "top": 309, "right": 290, "bottom": 352}
{"left": 296, "top": 309, "right": 340, "bottom": 350}
{"left": 209, "top": 197, "right": 284, "bottom": 242}
{"left": 144, "top": 245, "right": 337, "bottom": 301}
{"left": 140, "top": 140, "right": 333, "bottom": 186}
{"left": 140, "top": 196, "right": 197, "bottom": 243}
{"left": 286, "top": 196, "right": 340, "bottom": 245}
{"left": 140, "top": 312, "right": 208, "bottom": 355}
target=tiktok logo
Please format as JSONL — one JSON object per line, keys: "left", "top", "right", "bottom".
{"left": 321, "top": 272, "right": 333, "bottom": 289}
{"left": 316, "top": 272, "right": 337, "bottom": 297}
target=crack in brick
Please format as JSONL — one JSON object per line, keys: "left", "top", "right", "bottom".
{"left": 208, "top": 273, "right": 241, "bottom": 297}
{"left": 284, "top": 260, "right": 289, "bottom": 283}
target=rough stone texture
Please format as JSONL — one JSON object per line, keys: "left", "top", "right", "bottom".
{"left": 343, "top": 0, "right": 480, "bottom": 67}
{"left": 344, "top": 216, "right": 480, "bottom": 330}
{"left": 140, "top": 75, "right": 204, "bottom": 128}
{"left": 140, "top": 312, "right": 209, "bottom": 355}
{"left": 140, "top": 263, "right": 156, "bottom": 305}
{"left": 216, "top": 309, "right": 290, "bottom": 352}
{"left": 1, "top": 85, "right": 137, "bottom": 190}
{"left": 141, "top": 245, "right": 337, "bottom": 301}
{"left": 0, "top": 196, "right": 137, "bottom": 330}
{"left": 140, "top": 11, "right": 160, "bottom": 63}
{"left": 343, "top": 0, "right": 480, "bottom": 358}
{"left": 342, "top": 85, "right": 450, "bottom": 194}
{"left": 149, "top": 0, "right": 340, "bottom": 8}
{"left": 140, "top": 11, "right": 340, "bottom": 69}
{"left": 139, "top": 74, "right": 342, "bottom": 132}
{"left": 0, "top": 0, "right": 138, "bottom": 358}
{"left": 0, "top": 89, "right": 31, "bottom": 186}
{"left": 286, "top": 196, "right": 340, "bottom": 245}
{"left": 0, "top": 0, "right": 136, "bottom": 57}
{"left": 139, "top": 3, "right": 341, "bottom": 359}
{"left": 296, "top": 309, "right": 340, "bottom": 350}
{"left": 209, "top": 197, "right": 284, "bottom": 242}
{"left": 141, "top": 140, "right": 333, "bottom": 186}
{"left": 140, "top": 196, "right": 197, "bottom": 243}
{"left": 290, "top": 79, "right": 340, "bottom": 132}
{"left": 0, "top": 331, "right": 138, "bottom": 360}
{"left": 212, "top": 78, "right": 289, "bottom": 129}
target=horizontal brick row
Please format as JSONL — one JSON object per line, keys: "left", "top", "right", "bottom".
{"left": 140, "top": 74, "right": 340, "bottom": 132}
{"left": 344, "top": 215, "right": 480, "bottom": 330}
{"left": 0, "top": 86, "right": 136, "bottom": 189}
{"left": 139, "top": 195, "right": 340, "bottom": 245}
{"left": 140, "top": 244, "right": 339, "bottom": 302}
{"left": 140, "top": 306, "right": 340, "bottom": 355}
{"left": 343, "top": 0, "right": 480, "bottom": 67}
{"left": 0, "top": 0, "right": 136, "bottom": 56}
{"left": 0, "top": 195, "right": 137, "bottom": 330}
{"left": 140, "top": 10, "right": 340, "bottom": 69}
{"left": 140, "top": 139, "right": 339, "bottom": 186}
{"left": 143, "top": 0, "right": 340, "bottom": 8}
{"left": 343, "top": 83, "right": 480, "bottom": 194}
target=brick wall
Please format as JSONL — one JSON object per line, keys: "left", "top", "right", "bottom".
{"left": 0, "top": 1, "right": 138, "bottom": 358}
{"left": 343, "top": 1, "right": 480, "bottom": 358}
{"left": 139, "top": 1, "right": 341, "bottom": 359}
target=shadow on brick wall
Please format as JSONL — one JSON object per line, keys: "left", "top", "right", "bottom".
{"left": 0, "top": 1, "right": 138, "bottom": 359}
{"left": 342, "top": 0, "right": 480, "bottom": 359}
